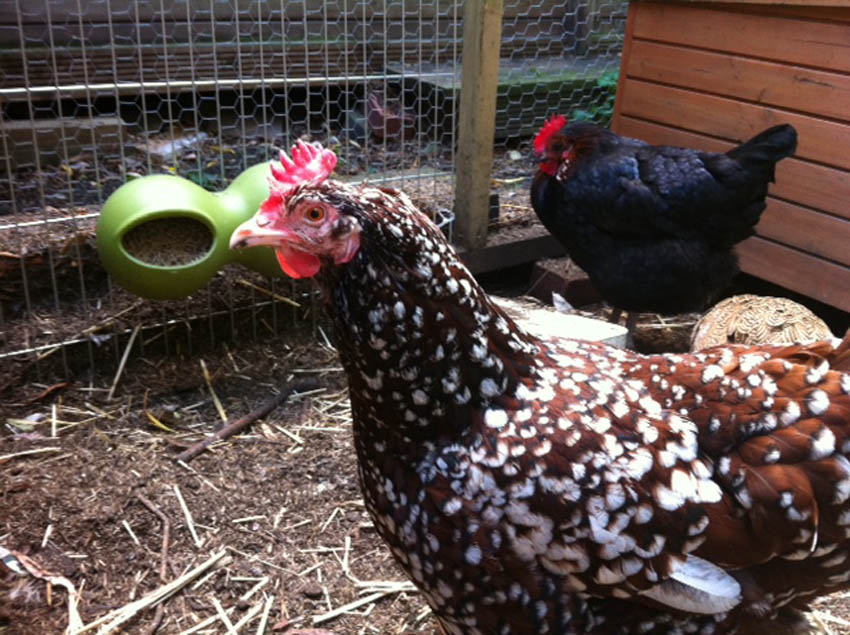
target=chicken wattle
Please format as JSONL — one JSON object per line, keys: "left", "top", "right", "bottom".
{"left": 231, "top": 142, "right": 850, "bottom": 635}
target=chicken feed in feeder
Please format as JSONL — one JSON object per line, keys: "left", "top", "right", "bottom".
{"left": 121, "top": 216, "right": 214, "bottom": 268}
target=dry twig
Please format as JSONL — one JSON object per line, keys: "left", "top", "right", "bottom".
{"left": 256, "top": 595, "right": 275, "bottom": 635}
{"left": 25, "top": 381, "right": 71, "bottom": 404}
{"left": 136, "top": 494, "right": 173, "bottom": 634}
{"left": 175, "top": 379, "right": 321, "bottom": 463}
{"left": 0, "top": 446, "right": 62, "bottom": 462}
{"left": 311, "top": 590, "right": 394, "bottom": 625}
{"left": 237, "top": 278, "right": 301, "bottom": 307}
{"left": 212, "top": 598, "right": 237, "bottom": 634}
{"left": 200, "top": 358, "right": 228, "bottom": 424}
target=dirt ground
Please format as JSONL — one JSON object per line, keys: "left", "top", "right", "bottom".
{"left": 1, "top": 333, "right": 436, "bottom": 634}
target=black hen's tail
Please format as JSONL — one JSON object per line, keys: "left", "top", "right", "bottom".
{"left": 726, "top": 124, "right": 797, "bottom": 181}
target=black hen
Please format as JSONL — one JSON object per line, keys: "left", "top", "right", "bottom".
{"left": 531, "top": 118, "right": 797, "bottom": 322}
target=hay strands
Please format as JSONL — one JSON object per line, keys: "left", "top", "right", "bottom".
{"left": 300, "top": 533, "right": 418, "bottom": 626}
{"left": 200, "top": 359, "right": 228, "bottom": 424}
{"left": 135, "top": 494, "right": 171, "bottom": 633}
{"left": 0, "top": 446, "right": 63, "bottom": 462}
{"left": 311, "top": 589, "right": 401, "bottom": 625}
{"left": 177, "top": 574, "right": 273, "bottom": 634}
{"left": 236, "top": 278, "right": 301, "bottom": 307}
{"left": 175, "top": 378, "right": 321, "bottom": 463}
{"left": 74, "top": 549, "right": 228, "bottom": 634}
{"left": 106, "top": 324, "right": 141, "bottom": 401}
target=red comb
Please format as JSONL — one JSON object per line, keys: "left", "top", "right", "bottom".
{"left": 534, "top": 114, "right": 567, "bottom": 154}
{"left": 258, "top": 141, "right": 337, "bottom": 219}
{"left": 268, "top": 140, "right": 337, "bottom": 195}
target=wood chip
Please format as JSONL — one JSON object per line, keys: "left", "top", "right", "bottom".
{"left": 121, "top": 520, "right": 141, "bottom": 547}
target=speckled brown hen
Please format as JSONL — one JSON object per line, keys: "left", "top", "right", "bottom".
{"left": 231, "top": 142, "right": 850, "bottom": 635}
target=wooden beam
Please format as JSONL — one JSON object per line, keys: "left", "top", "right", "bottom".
{"left": 623, "top": 39, "right": 850, "bottom": 122}
{"left": 738, "top": 237, "right": 850, "bottom": 313}
{"left": 630, "top": 3, "right": 850, "bottom": 73}
{"left": 619, "top": 79, "right": 850, "bottom": 171}
{"left": 611, "top": 2, "right": 637, "bottom": 134}
{"left": 453, "top": 0, "right": 503, "bottom": 250}
{"left": 460, "top": 234, "right": 566, "bottom": 275}
{"left": 647, "top": 0, "right": 850, "bottom": 7}
{"left": 0, "top": 116, "right": 124, "bottom": 168}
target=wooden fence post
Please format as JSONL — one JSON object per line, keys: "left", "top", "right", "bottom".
{"left": 454, "top": 0, "right": 503, "bottom": 250}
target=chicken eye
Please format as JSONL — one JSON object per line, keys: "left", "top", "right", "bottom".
{"left": 306, "top": 207, "right": 325, "bottom": 222}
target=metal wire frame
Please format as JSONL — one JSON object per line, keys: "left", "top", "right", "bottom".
{"left": 0, "top": 0, "right": 625, "bottom": 385}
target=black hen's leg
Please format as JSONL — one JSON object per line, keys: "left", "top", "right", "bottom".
{"left": 608, "top": 307, "right": 623, "bottom": 324}
{"left": 625, "top": 312, "right": 639, "bottom": 349}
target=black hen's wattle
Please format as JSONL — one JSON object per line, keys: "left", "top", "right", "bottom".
{"left": 531, "top": 123, "right": 797, "bottom": 314}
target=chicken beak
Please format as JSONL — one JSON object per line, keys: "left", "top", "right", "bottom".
{"left": 229, "top": 214, "right": 297, "bottom": 250}
{"left": 230, "top": 212, "right": 322, "bottom": 279}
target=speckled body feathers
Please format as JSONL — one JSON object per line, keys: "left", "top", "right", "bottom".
{"left": 266, "top": 174, "right": 850, "bottom": 635}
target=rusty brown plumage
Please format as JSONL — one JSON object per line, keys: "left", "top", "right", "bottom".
{"left": 231, "top": 142, "right": 850, "bottom": 634}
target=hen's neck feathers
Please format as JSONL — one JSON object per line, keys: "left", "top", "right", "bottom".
{"left": 315, "top": 182, "right": 539, "bottom": 447}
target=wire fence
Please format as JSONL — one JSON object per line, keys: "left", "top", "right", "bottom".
{"left": 0, "top": 0, "right": 626, "bottom": 389}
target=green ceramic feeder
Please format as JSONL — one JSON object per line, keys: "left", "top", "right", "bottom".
{"left": 97, "top": 162, "right": 283, "bottom": 299}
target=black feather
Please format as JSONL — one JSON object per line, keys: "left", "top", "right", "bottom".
{"left": 531, "top": 123, "right": 797, "bottom": 314}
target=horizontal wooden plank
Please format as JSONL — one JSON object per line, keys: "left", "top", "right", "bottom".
{"left": 737, "top": 236, "right": 850, "bottom": 313}
{"left": 0, "top": 18, "right": 563, "bottom": 88}
{"left": 756, "top": 199, "right": 850, "bottom": 266}
{"left": 0, "top": 116, "right": 123, "bottom": 168}
{"left": 461, "top": 233, "right": 566, "bottom": 274}
{"left": 618, "top": 79, "right": 850, "bottom": 171}
{"left": 730, "top": 4, "right": 850, "bottom": 20}
{"left": 634, "top": 2, "right": 850, "bottom": 19}
{"left": 631, "top": 2, "right": 850, "bottom": 73}
{"left": 656, "top": 0, "right": 850, "bottom": 7}
{"left": 615, "top": 117, "right": 850, "bottom": 220}
{"left": 0, "top": 41, "right": 447, "bottom": 88}
{"left": 625, "top": 40, "right": 850, "bottom": 122}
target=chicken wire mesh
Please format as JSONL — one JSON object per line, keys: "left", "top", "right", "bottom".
{"left": 0, "top": 0, "right": 626, "bottom": 389}
{"left": 497, "top": 0, "right": 625, "bottom": 140}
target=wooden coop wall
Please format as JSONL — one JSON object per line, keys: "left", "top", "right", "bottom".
{"left": 612, "top": 0, "right": 850, "bottom": 313}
